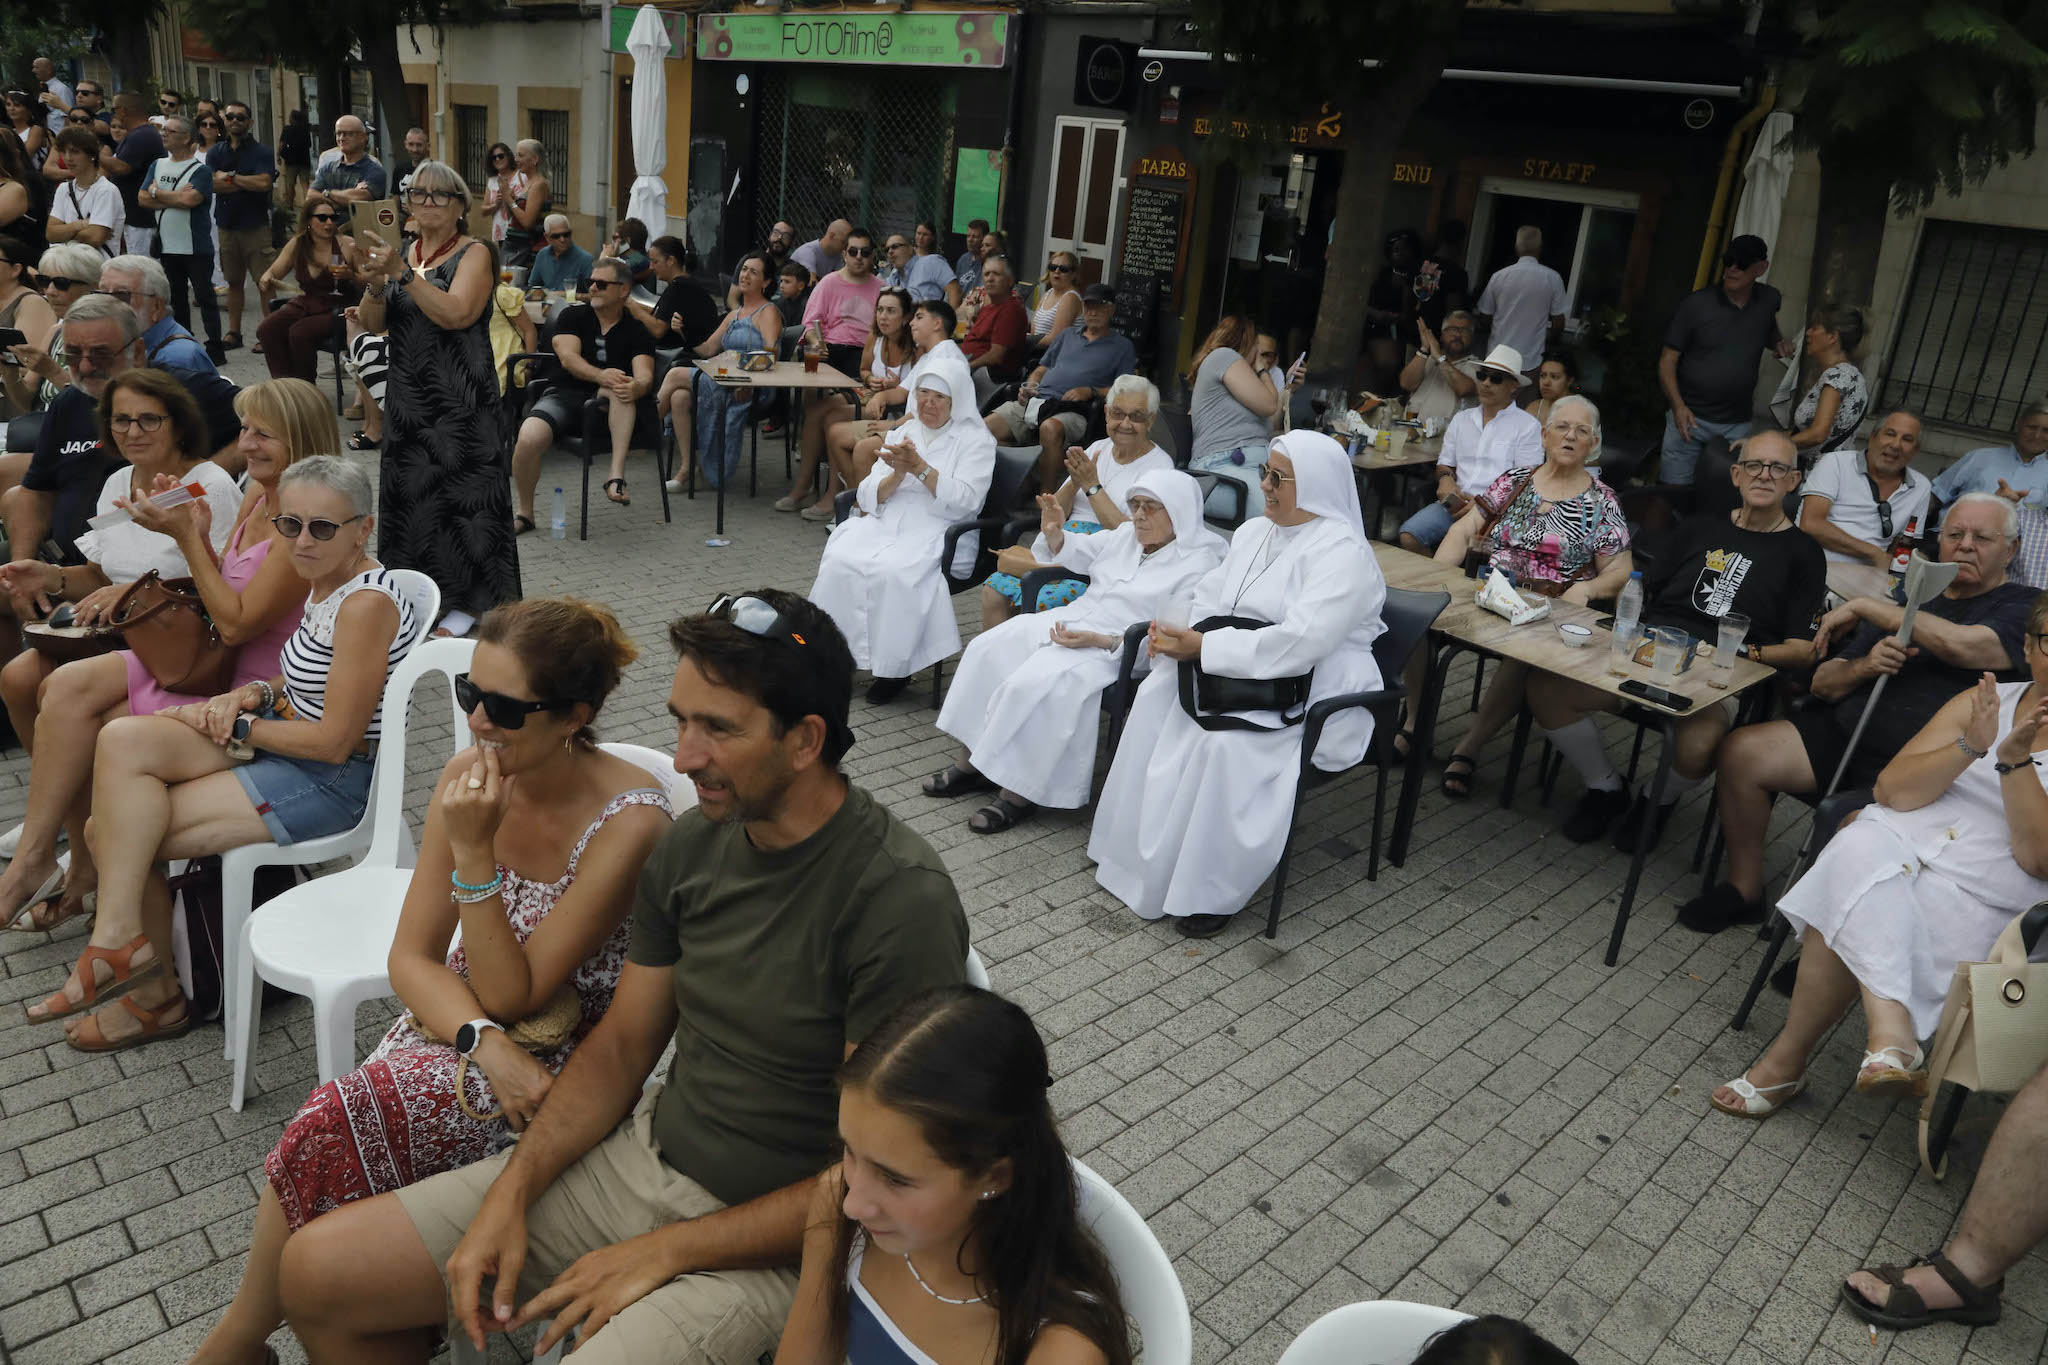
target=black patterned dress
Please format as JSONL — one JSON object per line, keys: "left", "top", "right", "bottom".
{"left": 377, "top": 240, "right": 521, "bottom": 620}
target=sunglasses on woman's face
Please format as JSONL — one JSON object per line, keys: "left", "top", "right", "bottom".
{"left": 44, "top": 276, "right": 86, "bottom": 291}
{"left": 1048, "top": 263, "right": 1074, "bottom": 273}
{"left": 1257, "top": 463, "right": 1295, "bottom": 486}
{"left": 270, "top": 513, "right": 364, "bottom": 541}
{"left": 66, "top": 114, "right": 90, "bottom": 125}
{"left": 455, "top": 673, "right": 558, "bottom": 729}
{"left": 491, "top": 152, "right": 509, "bottom": 162}
{"left": 308, "top": 212, "right": 337, "bottom": 222}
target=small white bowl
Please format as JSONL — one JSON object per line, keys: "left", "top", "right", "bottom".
{"left": 1555, "top": 622, "right": 1595, "bottom": 648}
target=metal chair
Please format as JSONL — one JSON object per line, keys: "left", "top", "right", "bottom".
{"left": 1262, "top": 587, "right": 1451, "bottom": 938}
{"left": 505, "top": 348, "right": 671, "bottom": 540}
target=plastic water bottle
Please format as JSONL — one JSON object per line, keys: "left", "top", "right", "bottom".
{"left": 550, "top": 487, "right": 566, "bottom": 541}
{"left": 1608, "top": 571, "right": 1645, "bottom": 675}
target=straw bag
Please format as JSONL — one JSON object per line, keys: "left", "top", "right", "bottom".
{"left": 418, "top": 984, "right": 583, "bottom": 1122}
{"left": 1917, "top": 902, "right": 2048, "bottom": 1178}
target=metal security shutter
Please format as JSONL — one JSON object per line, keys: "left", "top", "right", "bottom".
{"left": 753, "top": 68, "right": 954, "bottom": 246}
{"left": 1881, "top": 220, "right": 2048, "bottom": 434}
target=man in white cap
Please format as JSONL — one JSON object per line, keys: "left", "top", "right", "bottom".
{"left": 1397, "top": 344, "right": 1544, "bottom": 553}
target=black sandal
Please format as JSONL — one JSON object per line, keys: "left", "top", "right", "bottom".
{"left": 604, "top": 478, "right": 630, "bottom": 505}
{"left": 1390, "top": 728, "right": 1415, "bottom": 763}
{"left": 922, "top": 764, "right": 994, "bottom": 798}
{"left": 1841, "top": 1253, "right": 2002, "bottom": 1330}
{"left": 345, "top": 431, "right": 378, "bottom": 451}
{"left": 513, "top": 514, "right": 536, "bottom": 535}
{"left": 1441, "top": 754, "right": 1477, "bottom": 800}
{"left": 969, "top": 794, "right": 1034, "bottom": 834}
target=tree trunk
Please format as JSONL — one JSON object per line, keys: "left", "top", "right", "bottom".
{"left": 1805, "top": 159, "right": 1891, "bottom": 317}
{"left": 106, "top": 26, "right": 154, "bottom": 95}
{"left": 358, "top": 23, "right": 413, "bottom": 166}
{"left": 315, "top": 61, "right": 348, "bottom": 155}
{"left": 1306, "top": 35, "right": 1450, "bottom": 390}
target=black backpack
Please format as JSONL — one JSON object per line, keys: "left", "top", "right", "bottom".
{"left": 169, "top": 856, "right": 311, "bottom": 1022}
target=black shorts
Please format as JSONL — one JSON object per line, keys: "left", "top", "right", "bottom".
{"left": 1786, "top": 706, "right": 1891, "bottom": 792}
{"left": 528, "top": 390, "right": 660, "bottom": 448}
{"left": 825, "top": 342, "right": 863, "bottom": 378}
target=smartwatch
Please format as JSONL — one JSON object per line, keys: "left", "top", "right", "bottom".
{"left": 230, "top": 712, "right": 256, "bottom": 745}
{"left": 454, "top": 1019, "right": 502, "bottom": 1057}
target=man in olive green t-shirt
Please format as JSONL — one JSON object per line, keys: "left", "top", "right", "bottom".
{"left": 283, "top": 591, "right": 969, "bottom": 1364}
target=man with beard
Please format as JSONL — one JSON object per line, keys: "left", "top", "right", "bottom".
{"left": 1397, "top": 307, "right": 1481, "bottom": 425}
{"left": 279, "top": 589, "right": 969, "bottom": 1365}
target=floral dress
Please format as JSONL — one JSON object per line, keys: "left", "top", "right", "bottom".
{"left": 1791, "top": 361, "right": 1869, "bottom": 463}
{"left": 1475, "top": 466, "right": 1629, "bottom": 595}
{"left": 266, "top": 787, "right": 672, "bottom": 1230}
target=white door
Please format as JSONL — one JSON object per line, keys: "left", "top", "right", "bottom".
{"left": 1469, "top": 178, "right": 1642, "bottom": 335}
{"left": 1043, "top": 115, "right": 1126, "bottom": 288}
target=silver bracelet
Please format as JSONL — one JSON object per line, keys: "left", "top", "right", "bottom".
{"left": 250, "top": 679, "right": 275, "bottom": 713}
{"left": 1956, "top": 735, "right": 1988, "bottom": 761}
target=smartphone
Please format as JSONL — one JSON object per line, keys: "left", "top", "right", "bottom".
{"left": 1595, "top": 616, "right": 1616, "bottom": 630}
{"left": 1291, "top": 351, "right": 1307, "bottom": 373}
{"left": 1618, "top": 679, "right": 1694, "bottom": 712}
{"left": 0, "top": 327, "right": 24, "bottom": 350}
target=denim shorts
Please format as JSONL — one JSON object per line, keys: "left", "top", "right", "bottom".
{"left": 233, "top": 750, "right": 375, "bottom": 845}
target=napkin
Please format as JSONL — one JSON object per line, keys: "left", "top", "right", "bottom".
{"left": 1475, "top": 567, "right": 1550, "bottom": 626}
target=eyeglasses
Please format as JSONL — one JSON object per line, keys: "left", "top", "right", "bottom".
{"left": 111, "top": 412, "right": 168, "bottom": 433}
{"left": 44, "top": 276, "right": 86, "bottom": 291}
{"left": 198, "top": 121, "right": 221, "bottom": 130}
{"left": 844, "top": 246, "right": 873, "bottom": 258}
{"left": 587, "top": 278, "right": 625, "bottom": 291}
{"left": 270, "top": 513, "right": 365, "bottom": 541}
{"left": 308, "top": 212, "right": 338, "bottom": 222}
{"left": 1106, "top": 406, "right": 1146, "bottom": 426}
{"left": 405, "top": 188, "right": 456, "bottom": 207}
{"left": 1548, "top": 422, "right": 1597, "bottom": 440}
{"left": 885, "top": 242, "right": 909, "bottom": 252}
{"left": 97, "top": 287, "right": 142, "bottom": 304}
{"left": 1256, "top": 463, "right": 1295, "bottom": 485}
{"left": 454, "top": 673, "right": 560, "bottom": 730}
{"left": 1734, "top": 459, "right": 1797, "bottom": 479}
{"left": 62, "top": 347, "right": 123, "bottom": 368}
{"left": 1047, "top": 263, "right": 1074, "bottom": 273}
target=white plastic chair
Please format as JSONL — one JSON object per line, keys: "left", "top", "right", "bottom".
{"left": 231, "top": 738, "right": 690, "bottom": 1110}
{"left": 219, "top": 568, "right": 443, "bottom": 1065}
{"left": 1274, "top": 1301, "right": 1473, "bottom": 1365}
{"left": 1075, "top": 1158, "right": 1192, "bottom": 1365}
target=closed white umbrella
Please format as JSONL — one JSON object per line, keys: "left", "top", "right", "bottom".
{"left": 1731, "top": 110, "right": 1795, "bottom": 280}
{"left": 625, "top": 6, "right": 669, "bottom": 231}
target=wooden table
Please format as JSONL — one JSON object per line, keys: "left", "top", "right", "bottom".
{"left": 688, "top": 355, "right": 859, "bottom": 538}
{"left": 1375, "top": 542, "right": 1777, "bottom": 964}
{"left": 1345, "top": 431, "right": 1441, "bottom": 538}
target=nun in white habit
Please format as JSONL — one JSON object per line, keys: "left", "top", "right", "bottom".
{"left": 810, "top": 344, "right": 997, "bottom": 701}
{"left": 1088, "top": 430, "right": 1388, "bottom": 938}
{"left": 926, "top": 468, "right": 1227, "bottom": 832}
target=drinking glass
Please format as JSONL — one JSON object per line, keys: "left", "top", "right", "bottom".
{"left": 1710, "top": 612, "right": 1751, "bottom": 689}
{"left": 1156, "top": 592, "right": 1193, "bottom": 632}
{"left": 1648, "top": 626, "right": 1689, "bottom": 683}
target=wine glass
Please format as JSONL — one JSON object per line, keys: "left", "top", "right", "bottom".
{"left": 1309, "top": 387, "right": 1331, "bottom": 428}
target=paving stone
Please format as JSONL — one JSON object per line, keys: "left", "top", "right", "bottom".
{"left": 0, "top": 1287, "right": 80, "bottom": 1350}
{"left": 13, "top": 1293, "right": 163, "bottom": 1365}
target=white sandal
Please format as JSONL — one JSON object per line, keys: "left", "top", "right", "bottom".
{"left": 1855, "top": 1045, "right": 1927, "bottom": 1098}
{"left": 1711, "top": 1070, "right": 1806, "bottom": 1118}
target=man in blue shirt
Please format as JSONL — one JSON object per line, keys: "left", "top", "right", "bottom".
{"left": 529, "top": 215, "right": 596, "bottom": 293}
{"left": 207, "top": 101, "right": 277, "bottom": 350}
{"left": 954, "top": 218, "right": 988, "bottom": 297}
{"left": 98, "top": 255, "right": 244, "bottom": 473}
{"left": 981, "top": 282, "right": 1137, "bottom": 489}
{"left": 1932, "top": 402, "right": 2048, "bottom": 518}
{"left": 309, "top": 115, "right": 386, "bottom": 203}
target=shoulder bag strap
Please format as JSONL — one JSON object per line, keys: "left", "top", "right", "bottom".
{"left": 1473, "top": 469, "right": 1539, "bottom": 550}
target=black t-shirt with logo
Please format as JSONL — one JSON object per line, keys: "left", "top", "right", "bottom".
{"left": 23, "top": 386, "right": 121, "bottom": 563}
{"left": 551, "top": 304, "right": 655, "bottom": 403}
{"left": 1642, "top": 514, "right": 1829, "bottom": 647}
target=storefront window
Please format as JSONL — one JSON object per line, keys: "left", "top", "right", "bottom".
{"left": 1469, "top": 178, "right": 1640, "bottom": 334}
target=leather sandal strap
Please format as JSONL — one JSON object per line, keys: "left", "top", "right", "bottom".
{"left": 1926, "top": 1253, "right": 1999, "bottom": 1309}
{"left": 75, "top": 933, "right": 155, "bottom": 1006}
{"left": 1872, "top": 1264, "right": 1928, "bottom": 1318}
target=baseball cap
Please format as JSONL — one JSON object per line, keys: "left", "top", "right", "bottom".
{"left": 1724, "top": 234, "right": 1769, "bottom": 267}
{"left": 1081, "top": 282, "right": 1116, "bottom": 305}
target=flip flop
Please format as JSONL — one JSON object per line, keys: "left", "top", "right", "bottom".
{"left": 604, "top": 478, "right": 631, "bottom": 505}
{"left": 25, "top": 935, "right": 165, "bottom": 1024}
{"left": 65, "top": 992, "right": 192, "bottom": 1054}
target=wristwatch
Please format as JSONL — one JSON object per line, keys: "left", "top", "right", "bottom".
{"left": 1995, "top": 757, "right": 2040, "bottom": 776}
{"left": 1083, "top": 483, "right": 1103, "bottom": 497}
{"left": 230, "top": 713, "right": 255, "bottom": 745}
{"left": 455, "top": 1019, "right": 502, "bottom": 1057}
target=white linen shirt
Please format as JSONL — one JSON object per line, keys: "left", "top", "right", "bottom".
{"left": 1476, "top": 256, "right": 1569, "bottom": 375}
{"left": 1439, "top": 403, "right": 1544, "bottom": 498}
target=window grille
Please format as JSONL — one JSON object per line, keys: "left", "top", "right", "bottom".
{"left": 1881, "top": 220, "right": 2048, "bottom": 434}
{"left": 529, "top": 109, "right": 571, "bottom": 207}
{"left": 454, "top": 104, "right": 489, "bottom": 192}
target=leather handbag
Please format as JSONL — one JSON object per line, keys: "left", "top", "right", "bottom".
{"left": 417, "top": 984, "right": 584, "bottom": 1123}
{"left": 1917, "top": 902, "right": 2048, "bottom": 1178}
{"left": 1175, "top": 614, "right": 1314, "bottom": 732}
{"left": 110, "top": 571, "right": 236, "bottom": 696}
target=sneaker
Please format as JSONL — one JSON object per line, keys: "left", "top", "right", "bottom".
{"left": 1561, "top": 785, "right": 1632, "bottom": 843}
{"left": 1610, "top": 795, "right": 1677, "bottom": 852}
{"left": 665, "top": 477, "right": 687, "bottom": 492}
{"left": 1676, "top": 882, "right": 1766, "bottom": 934}
{"left": 761, "top": 418, "right": 785, "bottom": 436}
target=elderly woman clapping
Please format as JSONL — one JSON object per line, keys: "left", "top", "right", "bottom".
{"left": 1402, "top": 395, "right": 1633, "bottom": 799}
{"left": 1088, "top": 431, "right": 1387, "bottom": 938}
{"left": 810, "top": 347, "right": 996, "bottom": 704}
{"left": 24, "top": 457, "right": 427, "bottom": 1050}
{"left": 926, "top": 469, "right": 1226, "bottom": 833}
{"left": 981, "top": 373, "right": 1175, "bottom": 629}
{"left": 1712, "top": 592, "right": 2048, "bottom": 1119}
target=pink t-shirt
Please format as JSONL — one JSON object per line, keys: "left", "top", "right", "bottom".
{"left": 802, "top": 271, "right": 883, "bottom": 348}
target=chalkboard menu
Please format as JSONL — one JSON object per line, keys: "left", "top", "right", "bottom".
{"left": 1120, "top": 185, "right": 1185, "bottom": 282}
{"left": 1112, "top": 269, "right": 1160, "bottom": 357}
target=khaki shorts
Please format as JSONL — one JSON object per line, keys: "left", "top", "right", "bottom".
{"left": 218, "top": 226, "right": 276, "bottom": 285}
{"left": 991, "top": 398, "right": 1085, "bottom": 447}
{"left": 395, "top": 1087, "right": 798, "bottom": 1365}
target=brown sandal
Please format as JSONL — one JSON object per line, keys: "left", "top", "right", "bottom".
{"left": 24, "top": 934, "right": 164, "bottom": 1024}
{"left": 66, "top": 992, "right": 192, "bottom": 1053}
{"left": 1841, "top": 1252, "right": 2002, "bottom": 1330}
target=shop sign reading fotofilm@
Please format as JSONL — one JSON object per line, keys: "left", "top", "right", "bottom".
{"left": 1113, "top": 150, "right": 1194, "bottom": 361}
{"left": 696, "top": 10, "right": 1011, "bottom": 66}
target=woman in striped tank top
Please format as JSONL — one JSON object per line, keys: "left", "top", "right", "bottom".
{"left": 25, "top": 455, "right": 427, "bottom": 1051}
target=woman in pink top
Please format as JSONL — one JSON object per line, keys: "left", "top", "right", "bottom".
{"left": 0, "top": 378, "right": 323, "bottom": 933}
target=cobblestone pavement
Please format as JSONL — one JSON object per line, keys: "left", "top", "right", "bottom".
{"left": 0, "top": 344, "right": 2042, "bottom": 1365}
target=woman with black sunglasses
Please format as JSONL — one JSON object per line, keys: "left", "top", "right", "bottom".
{"left": 1, "top": 242, "right": 100, "bottom": 449}
{"left": 25, "top": 455, "right": 427, "bottom": 1050}
{"left": 256, "top": 190, "right": 359, "bottom": 383}
{"left": 191, "top": 594, "right": 671, "bottom": 1365}
{"left": 481, "top": 142, "right": 521, "bottom": 262}
{"left": 0, "top": 115, "right": 50, "bottom": 258}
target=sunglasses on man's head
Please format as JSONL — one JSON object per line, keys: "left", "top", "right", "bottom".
{"left": 454, "top": 673, "right": 560, "bottom": 730}
{"left": 270, "top": 513, "right": 364, "bottom": 541}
